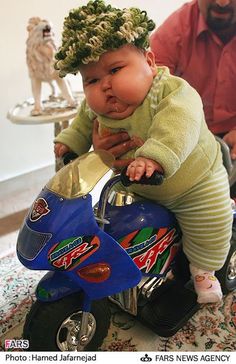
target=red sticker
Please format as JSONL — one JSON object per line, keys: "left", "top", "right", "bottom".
{"left": 30, "top": 198, "right": 50, "bottom": 222}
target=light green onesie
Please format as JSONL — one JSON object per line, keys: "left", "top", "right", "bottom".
{"left": 55, "top": 67, "right": 232, "bottom": 271}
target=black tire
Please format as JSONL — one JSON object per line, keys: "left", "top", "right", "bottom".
{"left": 23, "top": 292, "right": 111, "bottom": 351}
{"left": 216, "top": 225, "right": 236, "bottom": 294}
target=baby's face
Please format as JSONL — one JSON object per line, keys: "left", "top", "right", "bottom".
{"left": 80, "top": 44, "right": 156, "bottom": 119}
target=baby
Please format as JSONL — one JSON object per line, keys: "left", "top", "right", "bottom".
{"left": 54, "top": 0, "right": 232, "bottom": 304}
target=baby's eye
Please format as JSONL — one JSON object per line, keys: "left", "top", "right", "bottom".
{"left": 110, "top": 67, "right": 121, "bottom": 74}
{"left": 88, "top": 78, "right": 98, "bottom": 85}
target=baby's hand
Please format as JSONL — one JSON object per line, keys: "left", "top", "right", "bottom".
{"left": 126, "top": 157, "right": 164, "bottom": 181}
{"left": 54, "top": 143, "right": 71, "bottom": 158}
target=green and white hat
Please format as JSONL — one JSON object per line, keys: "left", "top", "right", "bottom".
{"left": 55, "top": 0, "right": 155, "bottom": 77}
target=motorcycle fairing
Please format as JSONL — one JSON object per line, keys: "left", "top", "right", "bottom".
{"left": 34, "top": 228, "right": 142, "bottom": 301}
{"left": 104, "top": 201, "right": 182, "bottom": 275}
{"left": 17, "top": 188, "right": 142, "bottom": 301}
{"left": 17, "top": 188, "right": 99, "bottom": 269}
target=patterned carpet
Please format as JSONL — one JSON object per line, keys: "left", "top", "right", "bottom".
{"left": 0, "top": 252, "right": 235, "bottom": 352}
{"left": 101, "top": 293, "right": 236, "bottom": 351}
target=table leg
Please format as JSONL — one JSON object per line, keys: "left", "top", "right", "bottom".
{"left": 54, "top": 120, "right": 70, "bottom": 171}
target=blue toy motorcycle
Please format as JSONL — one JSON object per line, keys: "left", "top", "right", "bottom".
{"left": 17, "top": 149, "right": 236, "bottom": 351}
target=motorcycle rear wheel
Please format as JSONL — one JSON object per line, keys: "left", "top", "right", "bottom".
{"left": 23, "top": 292, "right": 111, "bottom": 351}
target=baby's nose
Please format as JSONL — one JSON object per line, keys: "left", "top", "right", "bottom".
{"left": 101, "top": 75, "right": 111, "bottom": 91}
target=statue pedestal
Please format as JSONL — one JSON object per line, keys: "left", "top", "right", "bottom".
{"left": 7, "top": 92, "right": 84, "bottom": 170}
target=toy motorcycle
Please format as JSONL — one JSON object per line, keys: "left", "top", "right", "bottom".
{"left": 17, "top": 149, "right": 236, "bottom": 351}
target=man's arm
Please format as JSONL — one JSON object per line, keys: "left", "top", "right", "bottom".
{"left": 223, "top": 129, "right": 236, "bottom": 160}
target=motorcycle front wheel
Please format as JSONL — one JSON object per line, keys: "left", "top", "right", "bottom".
{"left": 23, "top": 292, "right": 111, "bottom": 351}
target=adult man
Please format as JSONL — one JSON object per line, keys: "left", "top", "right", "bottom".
{"left": 93, "top": 0, "right": 236, "bottom": 168}
{"left": 150, "top": 0, "right": 236, "bottom": 160}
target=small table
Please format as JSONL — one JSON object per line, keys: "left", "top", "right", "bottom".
{"left": 7, "top": 92, "right": 84, "bottom": 170}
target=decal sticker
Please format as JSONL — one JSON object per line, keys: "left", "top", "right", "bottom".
{"left": 37, "top": 285, "right": 51, "bottom": 299}
{"left": 119, "top": 227, "right": 181, "bottom": 275}
{"left": 48, "top": 235, "right": 100, "bottom": 270}
{"left": 30, "top": 198, "right": 50, "bottom": 222}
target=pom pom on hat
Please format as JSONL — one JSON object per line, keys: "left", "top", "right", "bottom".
{"left": 55, "top": 0, "right": 155, "bottom": 77}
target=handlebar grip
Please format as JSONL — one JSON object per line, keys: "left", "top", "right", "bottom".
{"left": 120, "top": 167, "right": 164, "bottom": 187}
{"left": 62, "top": 152, "right": 78, "bottom": 165}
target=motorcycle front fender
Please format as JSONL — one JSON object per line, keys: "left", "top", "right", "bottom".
{"left": 35, "top": 270, "right": 82, "bottom": 302}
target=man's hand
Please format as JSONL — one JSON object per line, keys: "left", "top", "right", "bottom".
{"left": 126, "top": 157, "right": 164, "bottom": 181}
{"left": 223, "top": 130, "right": 236, "bottom": 160}
{"left": 54, "top": 143, "right": 71, "bottom": 158}
{"left": 92, "top": 119, "right": 137, "bottom": 170}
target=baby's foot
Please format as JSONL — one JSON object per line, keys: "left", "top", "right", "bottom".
{"left": 190, "top": 265, "right": 222, "bottom": 304}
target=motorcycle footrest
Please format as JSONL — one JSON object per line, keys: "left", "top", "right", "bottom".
{"left": 138, "top": 280, "right": 200, "bottom": 337}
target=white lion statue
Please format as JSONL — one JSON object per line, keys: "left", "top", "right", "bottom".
{"left": 26, "top": 17, "right": 76, "bottom": 116}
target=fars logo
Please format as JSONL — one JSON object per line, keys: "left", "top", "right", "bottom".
{"left": 5, "top": 339, "right": 29, "bottom": 350}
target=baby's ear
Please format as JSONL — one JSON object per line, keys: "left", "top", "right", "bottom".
{"left": 145, "top": 51, "right": 156, "bottom": 75}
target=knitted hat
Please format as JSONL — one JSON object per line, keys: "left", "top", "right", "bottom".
{"left": 55, "top": 0, "right": 155, "bottom": 77}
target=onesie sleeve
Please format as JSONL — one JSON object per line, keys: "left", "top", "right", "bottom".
{"left": 54, "top": 99, "right": 95, "bottom": 156}
{"left": 135, "top": 77, "right": 204, "bottom": 178}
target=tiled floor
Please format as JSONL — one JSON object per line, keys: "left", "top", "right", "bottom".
{"left": 0, "top": 165, "right": 55, "bottom": 256}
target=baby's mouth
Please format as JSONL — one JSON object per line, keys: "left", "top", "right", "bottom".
{"left": 107, "top": 96, "right": 127, "bottom": 113}
{"left": 107, "top": 96, "right": 117, "bottom": 104}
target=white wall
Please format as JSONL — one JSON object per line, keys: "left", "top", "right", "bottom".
{"left": 0, "top": 0, "right": 189, "bottom": 182}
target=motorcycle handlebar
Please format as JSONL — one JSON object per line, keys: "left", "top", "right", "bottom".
{"left": 62, "top": 152, "right": 164, "bottom": 186}
{"left": 120, "top": 167, "right": 164, "bottom": 187}
{"left": 62, "top": 152, "right": 79, "bottom": 165}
